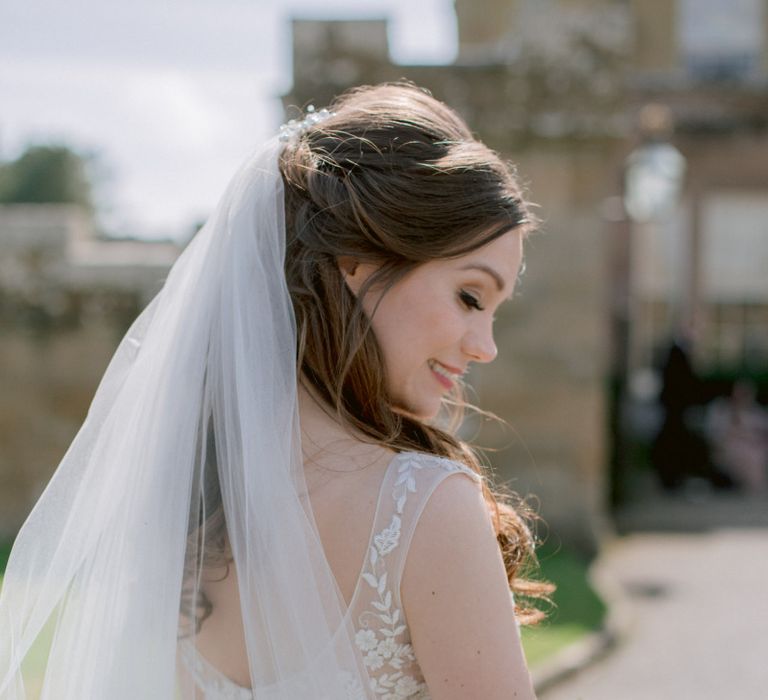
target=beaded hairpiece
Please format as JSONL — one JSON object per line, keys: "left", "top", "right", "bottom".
{"left": 278, "top": 105, "right": 334, "bottom": 143}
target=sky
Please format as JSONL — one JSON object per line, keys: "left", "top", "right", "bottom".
{"left": 1, "top": 0, "right": 457, "bottom": 241}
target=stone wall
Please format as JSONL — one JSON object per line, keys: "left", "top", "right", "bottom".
{"left": 0, "top": 324, "right": 122, "bottom": 537}
{"left": 469, "top": 145, "right": 618, "bottom": 552}
{"left": 0, "top": 205, "right": 179, "bottom": 539}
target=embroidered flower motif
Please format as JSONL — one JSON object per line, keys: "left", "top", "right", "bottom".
{"left": 355, "top": 628, "right": 378, "bottom": 652}
{"left": 369, "top": 670, "right": 427, "bottom": 699}
{"left": 178, "top": 639, "right": 253, "bottom": 699}
{"left": 394, "top": 675, "right": 422, "bottom": 697}
{"left": 377, "top": 636, "right": 398, "bottom": 660}
{"left": 374, "top": 514, "right": 401, "bottom": 556}
{"left": 343, "top": 674, "right": 367, "bottom": 700}
{"left": 364, "top": 649, "right": 385, "bottom": 671}
{"left": 387, "top": 642, "right": 417, "bottom": 670}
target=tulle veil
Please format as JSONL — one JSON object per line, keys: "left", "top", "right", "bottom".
{"left": 0, "top": 137, "right": 373, "bottom": 699}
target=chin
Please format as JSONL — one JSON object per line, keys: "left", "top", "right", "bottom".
{"left": 392, "top": 397, "right": 441, "bottom": 423}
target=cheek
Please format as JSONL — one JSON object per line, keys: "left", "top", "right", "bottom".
{"left": 384, "top": 288, "right": 443, "bottom": 350}
{"left": 372, "top": 289, "right": 462, "bottom": 374}
{"left": 364, "top": 290, "right": 423, "bottom": 375}
{"left": 368, "top": 297, "right": 416, "bottom": 366}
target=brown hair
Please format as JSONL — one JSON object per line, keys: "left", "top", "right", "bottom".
{"left": 279, "top": 81, "right": 552, "bottom": 623}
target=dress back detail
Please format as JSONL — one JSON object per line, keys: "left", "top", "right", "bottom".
{"left": 179, "top": 451, "right": 482, "bottom": 699}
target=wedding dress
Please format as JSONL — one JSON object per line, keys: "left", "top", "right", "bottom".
{"left": 177, "top": 452, "right": 483, "bottom": 700}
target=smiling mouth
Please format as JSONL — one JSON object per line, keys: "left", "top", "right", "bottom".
{"left": 428, "top": 359, "right": 461, "bottom": 389}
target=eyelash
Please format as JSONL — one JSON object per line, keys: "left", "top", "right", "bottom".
{"left": 459, "top": 289, "right": 484, "bottom": 311}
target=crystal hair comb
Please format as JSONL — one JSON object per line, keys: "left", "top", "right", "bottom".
{"left": 278, "top": 105, "right": 334, "bottom": 143}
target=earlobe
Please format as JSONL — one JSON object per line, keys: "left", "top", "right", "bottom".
{"left": 337, "top": 256, "right": 362, "bottom": 296}
{"left": 337, "top": 256, "right": 359, "bottom": 279}
{"left": 338, "top": 257, "right": 380, "bottom": 298}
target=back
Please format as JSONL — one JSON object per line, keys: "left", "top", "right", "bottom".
{"left": 181, "top": 451, "right": 482, "bottom": 699}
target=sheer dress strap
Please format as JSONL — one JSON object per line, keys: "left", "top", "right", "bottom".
{"left": 347, "top": 452, "right": 482, "bottom": 698}
{"left": 381, "top": 452, "right": 482, "bottom": 614}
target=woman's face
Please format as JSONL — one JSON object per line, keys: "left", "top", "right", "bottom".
{"left": 344, "top": 230, "right": 524, "bottom": 420}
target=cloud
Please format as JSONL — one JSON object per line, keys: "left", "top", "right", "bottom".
{"left": 1, "top": 0, "right": 456, "bottom": 239}
{"left": 1, "top": 17, "right": 281, "bottom": 240}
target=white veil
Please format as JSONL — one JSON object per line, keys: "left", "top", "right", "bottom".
{"left": 0, "top": 137, "right": 373, "bottom": 699}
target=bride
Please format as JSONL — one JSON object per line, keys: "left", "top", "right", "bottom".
{"left": 0, "top": 82, "right": 549, "bottom": 699}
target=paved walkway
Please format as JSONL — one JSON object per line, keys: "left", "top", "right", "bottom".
{"left": 541, "top": 487, "right": 768, "bottom": 700}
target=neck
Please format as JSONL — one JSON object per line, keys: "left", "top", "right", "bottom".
{"left": 297, "top": 379, "right": 393, "bottom": 474}
{"left": 297, "top": 381, "right": 345, "bottom": 454}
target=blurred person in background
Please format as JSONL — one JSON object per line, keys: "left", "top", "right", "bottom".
{"left": 706, "top": 379, "right": 768, "bottom": 493}
{"left": 652, "top": 337, "right": 733, "bottom": 492}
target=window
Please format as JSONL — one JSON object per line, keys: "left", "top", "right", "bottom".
{"left": 678, "top": 0, "right": 764, "bottom": 81}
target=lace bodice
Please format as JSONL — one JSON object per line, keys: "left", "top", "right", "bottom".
{"left": 178, "top": 451, "right": 482, "bottom": 699}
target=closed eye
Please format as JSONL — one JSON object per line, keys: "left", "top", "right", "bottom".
{"left": 459, "top": 289, "right": 484, "bottom": 311}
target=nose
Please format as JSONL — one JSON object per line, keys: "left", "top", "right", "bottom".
{"left": 462, "top": 322, "right": 497, "bottom": 364}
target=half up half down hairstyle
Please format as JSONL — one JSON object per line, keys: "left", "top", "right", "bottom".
{"left": 279, "top": 81, "right": 552, "bottom": 623}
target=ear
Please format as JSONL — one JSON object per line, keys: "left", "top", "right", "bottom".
{"left": 337, "top": 255, "right": 361, "bottom": 296}
{"left": 337, "top": 255, "right": 359, "bottom": 279}
{"left": 337, "top": 256, "right": 376, "bottom": 297}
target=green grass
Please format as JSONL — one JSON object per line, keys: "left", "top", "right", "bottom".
{"left": 1, "top": 544, "right": 55, "bottom": 699}
{"left": 0, "top": 569, "right": 57, "bottom": 700}
{"left": 0, "top": 540, "right": 11, "bottom": 574}
{"left": 521, "top": 543, "right": 607, "bottom": 667}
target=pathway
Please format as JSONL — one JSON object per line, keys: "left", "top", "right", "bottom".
{"left": 541, "top": 488, "right": 768, "bottom": 700}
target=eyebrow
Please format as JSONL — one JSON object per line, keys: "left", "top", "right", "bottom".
{"left": 459, "top": 263, "right": 506, "bottom": 293}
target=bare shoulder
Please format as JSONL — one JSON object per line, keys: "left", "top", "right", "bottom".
{"left": 401, "top": 467, "right": 536, "bottom": 700}
{"left": 401, "top": 468, "right": 496, "bottom": 603}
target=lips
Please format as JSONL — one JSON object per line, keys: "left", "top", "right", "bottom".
{"left": 428, "top": 359, "right": 463, "bottom": 389}
{"left": 435, "top": 361, "right": 463, "bottom": 375}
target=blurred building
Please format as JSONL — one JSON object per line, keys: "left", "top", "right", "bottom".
{"left": 283, "top": 0, "right": 768, "bottom": 549}
{"left": 0, "top": 204, "right": 179, "bottom": 537}
{"left": 628, "top": 0, "right": 768, "bottom": 376}
{"left": 2, "top": 0, "right": 765, "bottom": 549}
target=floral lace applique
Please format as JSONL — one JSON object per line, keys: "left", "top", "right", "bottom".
{"left": 373, "top": 514, "right": 401, "bottom": 556}
{"left": 354, "top": 453, "right": 479, "bottom": 699}
{"left": 339, "top": 669, "right": 369, "bottom": 700}
{"left": 179, "top": 643, "right": 371, "bottom": 700}
{"left": 178, "top": 638, "right": 253, "bottom": 700}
